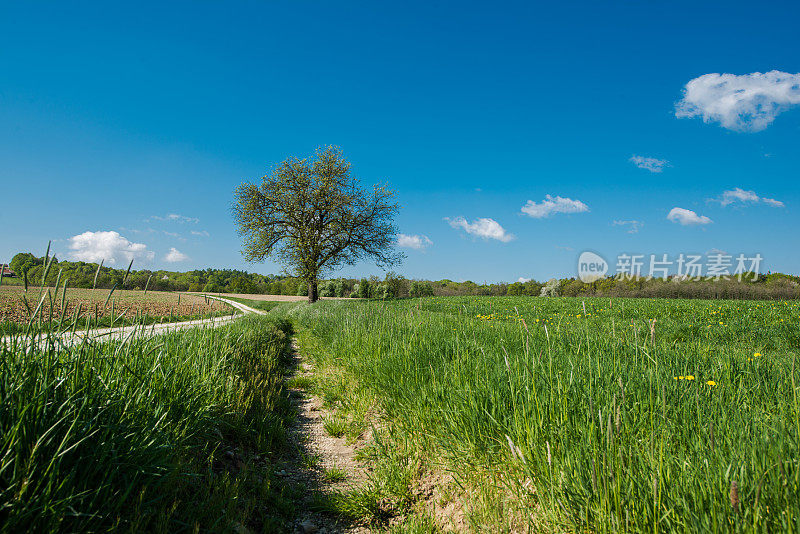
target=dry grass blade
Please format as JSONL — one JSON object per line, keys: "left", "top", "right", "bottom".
{"left": 92, "top": 259, "right": 104, "bottom": 291}
{"left": 122, "top": 259, "right": 134, "bottom": 288}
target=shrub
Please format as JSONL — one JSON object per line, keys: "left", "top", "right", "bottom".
{"left": 357, "top": 279, "right": 371, "bottom": 299}
{"left": 409, "top": 281, "right": 434, "bottom": 297}
{"left": 540, "top": 278, "right": 559, "bottom": 297}
{"left": 319, "top": 280, "right": 337, "bottom": 298}
{"left": 376, "top": 283, "right": 390, "bottom": 300}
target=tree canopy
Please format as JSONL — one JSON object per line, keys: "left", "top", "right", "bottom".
{"left": 232, "top": 146, "right": 403, "bottom": 302}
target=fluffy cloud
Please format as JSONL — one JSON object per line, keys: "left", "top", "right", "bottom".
{"left": 613, "top": 220, "right": 643, "bottom": 234}
{"left": 191, "top": 230, "right": 210, "bottom": 237}
{"left": 396, "top": 234, "right": 432, "bottom": 250}
{"left": 517, "top": 277, "right": 532, "bottom": 283}
{"left": 445, "top": 217, "right": 515, "bottom": 242}
{"left": 630, "top": 155, "right": 669, "bottom": 173}
{"left": 712, "top": 187, "right": 785, "bottom": 208}
{"left": 521, "top": 195, "right": 589, "bottom": 218}
{"left": 148, "top": 213, "right": 199, "bottom": 224}
{"left": 667, "top": 208, "right": 713, "bottom": 226}
{"left": 164, "top": 247, "right": 189, "bottom": 263}
{"left": 676, "top": 71, "right": 800, "bottom": 132}
{"left": 68, "top": 231, "right": 155, "bottom": 264}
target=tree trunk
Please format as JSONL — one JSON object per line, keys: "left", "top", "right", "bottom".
{"left": 307, "top": 279, "right": 319, "bottom": 303}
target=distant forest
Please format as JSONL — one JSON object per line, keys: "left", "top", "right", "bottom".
{"left": 4, "top": 252, "right": 799, "bottom": 300}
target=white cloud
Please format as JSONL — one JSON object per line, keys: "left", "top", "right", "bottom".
{"left": 630, "top": 155, "right": 669, "bottom": 173}
{"left": 712, "top": 187, "right": 785, "bottom": 208}
{"left": 68, "top": 231, "right": 155, "bottom": 264}
{"left": 521, "top": 195, "right": 589, "bottom": 218}
{"left": 667, "top": 208, "right": 713, "bottom": 226}
{"left": 445, "top": 216, "right": 515, "bottom": 242}
{"left": 762, "top": 197, "right": 785, "bottom": 207}
{"left": 164, "top": 247, "right": 189, "bottom": 263}
{"left": 517, "top": 277, "right": 531, "bottom": 283}
{"left": 613, "top": 220, "right": 643, "bottom": 234}
{"left": 396, "top": 234, "right": 432, "bottom": 250}
{"left": 191, "top": 230, "right": 210, "bottom": 237}
{"left": 720, "top": 188, "right": 759, "bottom": 205}
{"left": 148, "top": 213, "right": 199, "bottom": 224}
{"left": 676, "top": 71, "right": 800, "bottom": 132}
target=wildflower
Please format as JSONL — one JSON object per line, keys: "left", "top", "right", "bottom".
{"left": 706, "top": 380, "right": 716, "bottom": 386}
{"left": 754, "top": 352, "right": 761, "bottom": 357}
{"left": 686, "top": 375, "right": 695, "bottom": 380}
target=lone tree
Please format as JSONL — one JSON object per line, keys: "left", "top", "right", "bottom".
{"left": 232, "top": 146, "right": 403, "bottom": 303}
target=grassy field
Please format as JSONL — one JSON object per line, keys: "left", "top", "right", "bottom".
{"left": 276, "top": 296, "right": 800, "bottom": 532}
{"left": 0, "top": 314, "right": 301, "bottom": 532}
{"left": 0, "top": 285, "right": 231, "bottom": 333}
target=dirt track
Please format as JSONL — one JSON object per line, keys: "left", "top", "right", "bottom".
{"left": 184, "top": 292, "right": 357, "bottom": 302}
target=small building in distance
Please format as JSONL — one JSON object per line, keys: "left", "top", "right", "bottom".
{"left": 1, "top": 264, "right": 16, "bottom": 277}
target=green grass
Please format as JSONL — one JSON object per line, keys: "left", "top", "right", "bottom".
{"left": 322, "top": 465, "right": 348, "bottom": 483}
{"left": 300, "top": 452, "right": 322, "bottom": 469}
{"left": 323, "top": 415, "right": 348, "bottom": 438}
{"left": 0, "top": 314, "right": 297, "bottom": 532}
{"left": 287, "top": 374, "right": 314, "bottom": 390}
{"left": 276, "top": 296, "right": 800, "bottom": 532}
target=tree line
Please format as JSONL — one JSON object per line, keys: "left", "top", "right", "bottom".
{"left": 5, "top": 252, "right": 798, "bottom": 300}
{"left": 6, "top": 252, "right": 299, "bottom": 294}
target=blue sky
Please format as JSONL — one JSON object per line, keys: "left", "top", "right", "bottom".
{"left": 1, "top": 1, "right": 798, "bottom": 282}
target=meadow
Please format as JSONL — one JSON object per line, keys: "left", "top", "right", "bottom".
{"left": 0, "top": 313, "right": 300, "bottom": 532}
{"left": 277, "top": 296, "right": 800, "bottom": 532}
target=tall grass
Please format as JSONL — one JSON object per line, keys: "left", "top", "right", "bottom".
{"left": 279, "top": 296, "right": 800, "bottom": 532}
{"left": 1, "top": 312, "right": 294, "bottom": 532}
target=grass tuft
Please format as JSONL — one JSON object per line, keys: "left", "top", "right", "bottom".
{"left": 323, "top": 415, "right": 348, "bottom": 438}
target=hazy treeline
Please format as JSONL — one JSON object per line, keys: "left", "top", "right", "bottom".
{"left": 5, "top": 252, "right": 799, "bottom": 300}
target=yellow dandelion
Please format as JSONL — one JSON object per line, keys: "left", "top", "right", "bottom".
{"left": 686, "top": 375, "right": 695, "bottom": 380}
{"left": 754, "top": 352, "right": 761, "bottom": 357}
{"left": 706, "top": 380, "right": 717, "bottom": 386}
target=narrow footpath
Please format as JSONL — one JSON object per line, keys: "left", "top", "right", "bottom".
{"left": 279, "top": 339, "right": 372, "bottom": 534}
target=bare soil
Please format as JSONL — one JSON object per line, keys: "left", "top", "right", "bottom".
{"left": 0, "top": 286, "right": 228, "bottom": 324}
{"left": 280, "top": 340, "right": 372, "bottom": 534}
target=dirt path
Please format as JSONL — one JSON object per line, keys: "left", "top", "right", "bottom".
{"left": 184, "top": 292, "right": 358, "bottom": 303}
{"left": 279, "top": 340, "right": 372, "bottom": 534}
